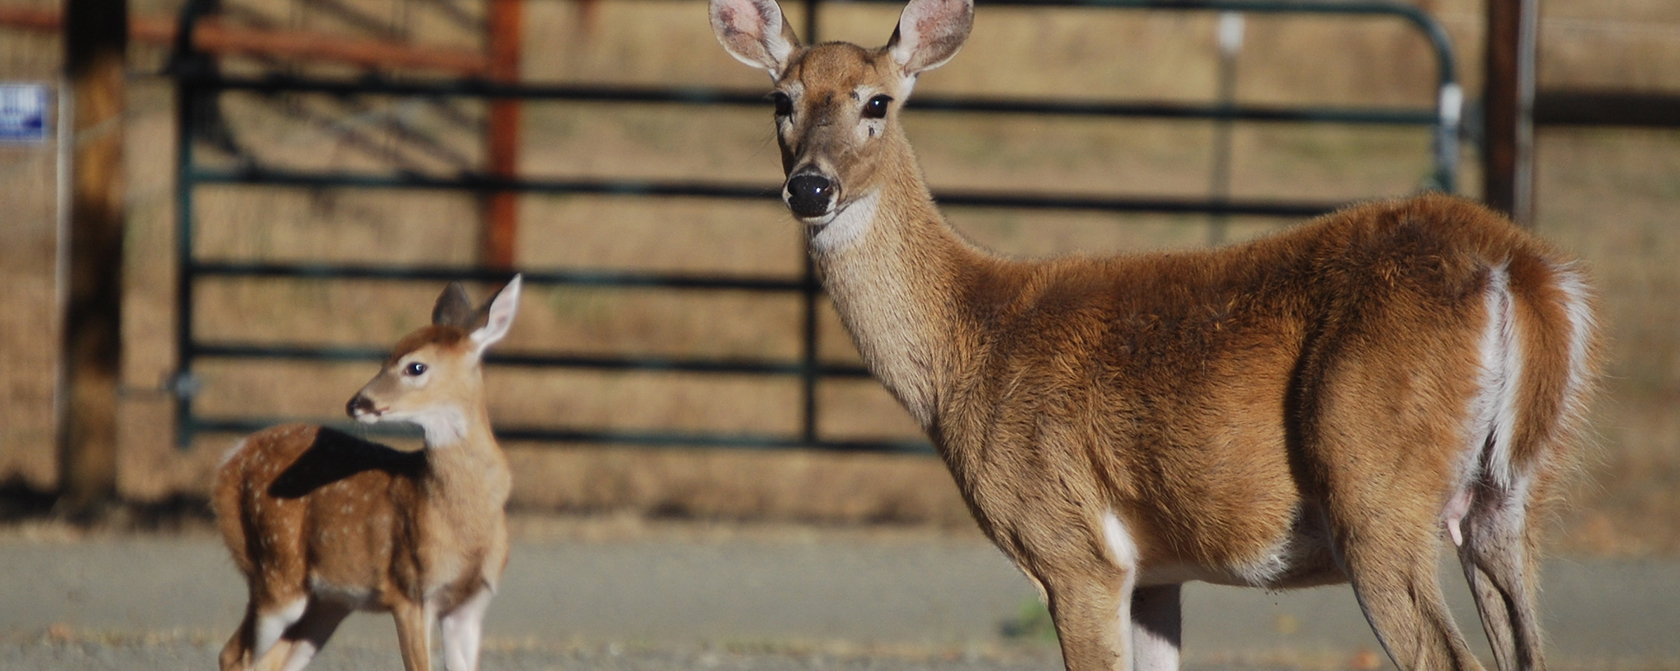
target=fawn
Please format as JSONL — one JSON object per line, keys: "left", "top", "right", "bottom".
{"left": 213, "top": 276, "right": 521, "bottom": 671}
{"left": 709, "top": 1, "right": 1599, "bottom": 669}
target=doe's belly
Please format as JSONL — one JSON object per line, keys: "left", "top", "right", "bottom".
{"left": 1137, "top": 502, "right": 1344, "bottom": 589}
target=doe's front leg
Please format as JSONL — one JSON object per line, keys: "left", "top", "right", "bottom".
{"left": 1044, "top": 568, "right": 1134, "bottom": 671}
{"left": 1130, "top": 584, "right": 1182, "bottom": 671}
{"left": 1026, "top": 509, "right": 1144, "bottom": 671}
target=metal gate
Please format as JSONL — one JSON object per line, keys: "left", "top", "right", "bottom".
{"left": 169, "top": 0, "right": 1461, "bottom": 452}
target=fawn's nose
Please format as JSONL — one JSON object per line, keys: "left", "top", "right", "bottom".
{"left": 784, "top": 172, "right": 836, "bottom": 220}
{"left": 347, "top": 394, "right": 377, "bottom": 419}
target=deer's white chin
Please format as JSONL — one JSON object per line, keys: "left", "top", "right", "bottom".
{"left": 374, "top": 406, "right": 469, "bottom": 447}
{"left": 799, "top": 210, "right": 838, "bottom": 229}
{"left": 412, "top": 407, "right": 470, "bottom": 447}
{"left": 808, "top": 190, "right": 881, "bottom": 253}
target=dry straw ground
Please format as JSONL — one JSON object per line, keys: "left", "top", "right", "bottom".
{"left": 1, "top": 0, "right": 1677, "bottom": 552}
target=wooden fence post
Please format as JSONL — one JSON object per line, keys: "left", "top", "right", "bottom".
{"left": 58, "top": 0, "right": 128, "bottom": 518}
{"left": 1483, "top": 0, "right": 1537, "bottom": 225}
{"left": 481, "top": 0, "right": 520, "bottom": 269}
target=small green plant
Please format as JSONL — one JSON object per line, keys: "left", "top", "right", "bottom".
{"left": 999, "top": 597, "right": 1058, "bottom": 644}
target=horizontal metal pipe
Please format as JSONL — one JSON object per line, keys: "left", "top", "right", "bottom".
{"left": 0, "top": 7, "right": 489, "bottom": 74}
{"left": 189, "top": 168, "right": 1344, "bottom": 217}
{"left": 1534, "top": 90, "right": 1680, "bottom": 128}
{"left": 190, "top": 262, "right": 806, "bottom": 292}
{"left": 185, "top": 418, "right": 933, "bottom": 453}
{"left": 180, "top": 73, "right": 1438, "bottom": 125}
{"left": 190, "top": 342, "right": 874, "bottom": 378}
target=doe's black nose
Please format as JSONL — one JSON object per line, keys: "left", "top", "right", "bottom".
{"left": 785, "top": 174, "right": 835, "bottom": 219}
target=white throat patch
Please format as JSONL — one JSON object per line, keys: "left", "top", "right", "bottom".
{"left": 411, "top": 405, "right": 470, "bottom": 447}
{"left": 810, "top": 189, "right": 882, "bottom": 253}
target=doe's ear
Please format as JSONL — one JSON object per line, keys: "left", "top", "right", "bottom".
{"left": 710, "top": 0, "right": 800, "bottom": 77}
{"left": 886, "top": 0, "right": 973, "bottom": 77}
{"left": 432, "top": 282, "right": 476, "bottom": 328}
{"left": 469, "top": 274, "right": 522, "bottom": 356}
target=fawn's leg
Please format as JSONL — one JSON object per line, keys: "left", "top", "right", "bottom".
{"left": 220, "top": 604, "right": 258, "bottom": 671}
{"left": 253, "top": 599, "right": 353, "bottom": 671}
{"left": 441, "top": 587, "right": 496, "bottom": 671}
{"left": 392, "top": 598, "right": 434, "bottom": 671}
{"left": 244, "top": 597, "right": 307, "bottom": 671}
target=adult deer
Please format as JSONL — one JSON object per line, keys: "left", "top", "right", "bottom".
{"left": 213, "top": 276, "right": 522, "bottom": 671}
{"left": 709, "top": 1, "right": 1598, "bottom": 669}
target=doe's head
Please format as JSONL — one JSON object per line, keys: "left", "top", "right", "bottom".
{"left": 346, "top": 275, "right": 522, "bottom": 445}
{"left": 710, "top": 0, "right": 973, "bottom": 225}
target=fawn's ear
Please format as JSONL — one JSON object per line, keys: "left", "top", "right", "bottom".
{"left": 469, "top": 274, "right": 522, "bottom": 356}
{"left": 711, "top": 0, "right": 800, "bottom": 78}
{"left": 886, "top": 0, "right": 973, "bottom": 77}
{"left": 432, "top": 282, "right": 476, "bottom": 328}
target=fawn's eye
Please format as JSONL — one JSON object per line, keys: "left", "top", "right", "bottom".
{"left": 771, "top": 92, "right": 793, "bottom": 117}
{"left": 862, "top": 95, "right": 892, "bottom": 119}
{"left": 404, "top": 362, "right": 427, "bottom": 376}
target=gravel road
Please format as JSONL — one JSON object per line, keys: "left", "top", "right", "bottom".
{"left": 2, "top": 526, "right": 1676, "bottom": 670}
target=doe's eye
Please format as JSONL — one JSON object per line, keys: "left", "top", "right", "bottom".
{"left": 862, "top": 94, "right": 892, "bottom": 119}
{"left": 404, "top": 362, "right": 428, "bottom": 376}
{"left": 771, "top": 92, "right": 793, "bottom": 117}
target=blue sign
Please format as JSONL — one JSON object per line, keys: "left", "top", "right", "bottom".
{"left": 0, "top": 84, "right": 50, "bottom": 143}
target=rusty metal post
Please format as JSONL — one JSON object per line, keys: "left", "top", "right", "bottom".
{"left": 58, "top": 0, "right": 128, "bottom": 518}
{"left": 1482, "top": 0, "right": 1537, "bottom": 225}
{"left": 481, "top": 0, "right": 521, "bottom": 269}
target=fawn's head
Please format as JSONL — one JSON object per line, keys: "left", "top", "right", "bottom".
{"left": 347, "top": 276, "right": 522, "bottom": 445}
{"left": 710, "top": 0, "right": 973, "bottom": 227}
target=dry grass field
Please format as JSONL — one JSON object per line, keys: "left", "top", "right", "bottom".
{"left": 1, "top": 0, "right": 1678, "bottom": 553}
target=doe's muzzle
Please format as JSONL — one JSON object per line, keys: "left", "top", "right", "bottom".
{"left": 784, "top": 173, "right": 836, "bottom": 219}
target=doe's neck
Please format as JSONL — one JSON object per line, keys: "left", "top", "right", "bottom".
{"left": 808, "top": 147, "right": 993, "bottom": 429}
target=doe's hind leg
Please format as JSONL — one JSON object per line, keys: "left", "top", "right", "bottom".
{"left": 1456, "top": 487, "right": 1546, "bottom": 671}
{"left": 1333, "top": 500, "right": 1483, "bottom": 671}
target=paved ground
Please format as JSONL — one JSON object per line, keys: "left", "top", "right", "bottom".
{"left": 2, "top": 527, "right": 1678, "bottom": 670}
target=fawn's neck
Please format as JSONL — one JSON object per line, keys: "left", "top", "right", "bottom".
{"left": 421, "top": 402, "right": 511, "bottom": 510}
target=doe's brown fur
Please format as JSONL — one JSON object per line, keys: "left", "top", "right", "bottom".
{"left": 710, "top": 1, "right": 1600, "bottom": 669}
